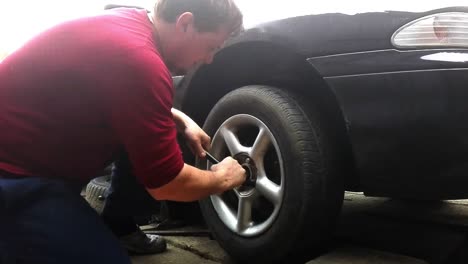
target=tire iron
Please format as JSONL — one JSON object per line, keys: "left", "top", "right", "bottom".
{"left": 205, "top": 151, "right": 220, "bottom": 164}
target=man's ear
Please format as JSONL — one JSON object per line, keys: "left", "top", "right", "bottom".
{"left": 175, "top": 12, "right": 195, "bottom": 34}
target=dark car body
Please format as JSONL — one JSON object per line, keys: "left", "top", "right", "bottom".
{"left": 172, "top": 5, "right": 468, "bottom": 262}
{"left": 153, "top": 3, "right": 468, "bottom": 263}
{"left": 177, "top": 6, "right": 468, "bottom": 200}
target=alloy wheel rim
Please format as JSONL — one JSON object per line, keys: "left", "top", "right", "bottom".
{"left": 206, "top": 114, "right": 285, "bottom": 237}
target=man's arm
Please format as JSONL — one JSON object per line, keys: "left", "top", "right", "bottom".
{"left": 171, "top": 108, "right": 211, "bottom": 158}
{"left": 147, "top": 157, "right": 245, "bottom": 202}
{"left": 171, "top": 108, "right": 190, "bottom": 132}
{"left": 106, "top": 50, "right": 244, "bottom": 195}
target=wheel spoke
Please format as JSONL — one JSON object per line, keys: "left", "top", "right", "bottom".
{"left": 212, "top": 195, "right": 238, "bottom": 229}
{"left": 236, "top": 196, "right": 253, "bottom": 231}
{"left": 210, "top": 114, "right": 285, "bottom": 237}
{"left": 250, "top": 127, "right": 271, "bottom": 159}
{"left": 220, "top": 127, "right": 245, "bottom": 155}
{"left": 256, "top": 176, "right": 281, "bottom": 205}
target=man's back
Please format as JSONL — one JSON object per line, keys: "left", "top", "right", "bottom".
{"left": 0, "top": 8, "right": 178, "bottom": 182}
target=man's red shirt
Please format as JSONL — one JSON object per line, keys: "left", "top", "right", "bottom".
{"left": 0, "top": 8, "right": 184, "bottom": 188}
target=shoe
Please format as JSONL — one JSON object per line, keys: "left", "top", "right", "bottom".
{"left": 119, "top": 230, "right": 167, "bottom": 254}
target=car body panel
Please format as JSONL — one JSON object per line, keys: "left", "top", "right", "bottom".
{"left": 178, "top": 4, "right": 468, "bottom": 198}
{"left": 228, "top": 6, "right": 468, "bottom": 55}
{"left": 323, "top": 66, "right": 468, "bottom": 198}
{"left": 308, "top": 49, "right": 468, "bottom": 198}
{"left": 236, "top": 0, "right": 468, "bottom": 29}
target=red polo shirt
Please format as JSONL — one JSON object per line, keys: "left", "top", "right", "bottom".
{"left": 0, "top": 8, "right": 184, "bottom": 188}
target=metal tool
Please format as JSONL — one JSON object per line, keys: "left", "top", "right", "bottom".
{"left": 144, "top": 229, "right": 212, "bottom": 237}
{"left": 205, "top": 151, "right": 220, "bottom": 164}
{"left": 206, "top": 151, "right": 257, "bottom": 187}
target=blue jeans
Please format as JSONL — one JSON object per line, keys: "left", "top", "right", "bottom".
{"left": 0, "top": 175, "right": 131, "bottom": 264}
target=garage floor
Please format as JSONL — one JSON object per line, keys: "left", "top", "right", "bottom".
{"left": 131, "top": 235, "right": 430, "bottom": 264}
{"left": 131, "top": 234, "right": 229, "bottom": 264}
{"left": 130, "top": 191, "right": 468, "bottom": 264}
{"left": 130, "top": 234, "right": 427, "bottom": 264}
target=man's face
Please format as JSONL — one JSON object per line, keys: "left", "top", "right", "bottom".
{"left": 168, "top": 13, "right": 231, "bottom": 75}
{"left": 172, "top": 29, "right": 229, "bottom": 75}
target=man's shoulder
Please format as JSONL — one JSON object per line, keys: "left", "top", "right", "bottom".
{"left": 90, "top": 7, "right": 147, "bottom": 24}
{"left": 125, "top": 47, "right": 171, "bottom": 79}
{"left": 106, "top": 47, "right": 173, "bottom": 99}
{"left": 67, "top": 8, "right": 152, "bottom": 49}
{"left": 78, "top": 8, "right": 168, "bottom": 76}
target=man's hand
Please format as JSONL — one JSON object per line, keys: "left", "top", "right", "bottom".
{"left": 172, "top": 108, "right": 211, "bottom": 158}
{"left": 210, "top": 157, "right": 246, "bottom": 193}
{"left": 183, "top": 121, "right": 211, "bottom": 158}
{"left": 148, "top": 158, "right": 246, "bottom": 202}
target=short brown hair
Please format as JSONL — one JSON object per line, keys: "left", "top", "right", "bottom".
{"left": 154, "top": 0, "right": 243, "bottom": 36}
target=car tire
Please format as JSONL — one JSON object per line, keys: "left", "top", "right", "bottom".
{"left": 85, "top": 175, "right": 111, "bottom": 214}
{"left": 198, "top": 85, "right": 345, "bottom": 263}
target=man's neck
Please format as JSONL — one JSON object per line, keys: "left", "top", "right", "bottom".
{"left": 148, "top": 13, "right": 165, "bottom": 57}
{"left": 147, "top": 12, "right": 154, "bottom": 24}
{"left": 148, "top": 16, "right": 179, "bottom": 74}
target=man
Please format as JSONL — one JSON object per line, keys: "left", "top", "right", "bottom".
{"left": 0, "top": 0, "right": 245, "bottom": 263}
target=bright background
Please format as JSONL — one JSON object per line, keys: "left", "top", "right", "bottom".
{"left": 0, "top": 0, "right": 466, "bottom": 58}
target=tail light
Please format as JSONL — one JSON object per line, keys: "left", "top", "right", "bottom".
{"left": 392, "top": 12, "right": 468, "bottom": 48}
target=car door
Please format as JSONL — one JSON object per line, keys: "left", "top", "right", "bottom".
{"left": 309, "top": 11, "right": 468, "bottom": 199}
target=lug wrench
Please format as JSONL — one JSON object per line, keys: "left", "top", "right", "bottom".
{"left": 205, "top": 151, "right": 220, "bottom": 164}
{"left": 143, "top": 151, "right": 219, "bottom": 238}
{"left": 205, "top": 151, "right": 255, "bottom": 187}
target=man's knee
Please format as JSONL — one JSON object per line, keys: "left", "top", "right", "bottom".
{"left": 2, "top": 177, "right": 131, "bottom": 264}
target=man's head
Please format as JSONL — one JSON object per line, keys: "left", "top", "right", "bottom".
{"left": 153, "top": 0, "right": 243, "bottom": 75}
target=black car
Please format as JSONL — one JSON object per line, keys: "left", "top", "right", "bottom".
{"left": 172, "top": 3, "right": 468, "bottom": 264}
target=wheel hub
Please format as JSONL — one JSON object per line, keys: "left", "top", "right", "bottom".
{"left": 233, "top": 152, "right": 257, "bottom": 190}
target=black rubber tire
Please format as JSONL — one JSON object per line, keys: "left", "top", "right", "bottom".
{"left": 85, "top": 175, "right": 111, "bottom": 214}
{"left": 198, "top": 86, "right": 345, "bottom": 264}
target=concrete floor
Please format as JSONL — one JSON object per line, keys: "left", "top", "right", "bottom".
{"left": 130, "top": 236, "right": 427, "bottom": 264}
{"left": 131, "top": 244, "right": 220, "bottom": 264}
{"left": 131, "top": 192, "right": 468, "bottom": 263}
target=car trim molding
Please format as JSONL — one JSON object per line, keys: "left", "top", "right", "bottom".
{"left": 324, "top": 67, "right": 468, "bottom": 79}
